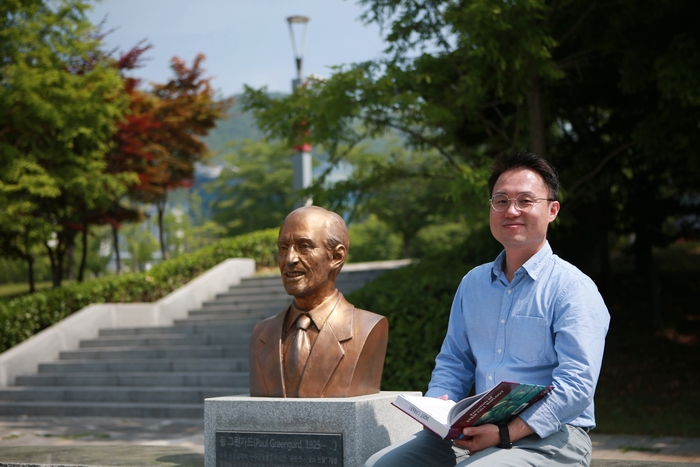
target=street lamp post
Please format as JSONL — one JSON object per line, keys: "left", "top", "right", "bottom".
{"left": 286, "top": 15, "right": 312, "bottom": 206}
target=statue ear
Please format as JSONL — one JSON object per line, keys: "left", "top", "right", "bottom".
{"left": 331, "top": 244, "right": 346, "bottom": 270}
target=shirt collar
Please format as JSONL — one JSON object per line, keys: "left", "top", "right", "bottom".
{"left": 285, "top": 289, "right": 341, "bottom": 332}
{"left": 522, "top": 241, "right": 553, "bottom": 280}
{"left": 491, "top": 241, "right": 553, "bottom": 282}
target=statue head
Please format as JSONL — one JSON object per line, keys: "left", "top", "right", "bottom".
{"left": 277, "top": 206, "right": 349, "bottom": 309}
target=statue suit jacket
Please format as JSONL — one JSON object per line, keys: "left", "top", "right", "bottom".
{"left": 248, "top": 293, "right": 388, "bottom": 397}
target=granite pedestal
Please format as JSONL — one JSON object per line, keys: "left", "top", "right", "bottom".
{"left": 204, "top": 391, "right": 421, "bottom": 467}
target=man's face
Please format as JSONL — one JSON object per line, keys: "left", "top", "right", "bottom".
{"left": 489, "top": 168, "right": 560, "bottom": 255}
{"left": 277, "top": 211, "right": 336, "bottom": 299}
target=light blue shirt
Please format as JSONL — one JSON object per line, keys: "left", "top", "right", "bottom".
{"left": 425, "top": 242, "right": 610, "bottom": 438}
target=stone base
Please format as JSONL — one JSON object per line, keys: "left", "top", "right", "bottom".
{"left": 204, "top": 391, "right": 422, "bottom": 467}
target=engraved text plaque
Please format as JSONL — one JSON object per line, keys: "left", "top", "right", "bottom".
{"left": 216, "top": 431, "right": 343, "bottom": 467}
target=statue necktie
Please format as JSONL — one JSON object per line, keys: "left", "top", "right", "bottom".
{"left": 286, "top": 313, "right": 312, "bottom": 395}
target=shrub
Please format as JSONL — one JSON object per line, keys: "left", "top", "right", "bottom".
{"left": 346, "top": 223, "right": 503, "bottom": 392}
{"left": 0, "top": 228, "right": 278, "bottom": 353}
{"left": 347, "top": 261, "right": 466, "bottom": 393}
{"left": 412, "top": 221, "right": 472, "bottom": 260}
{"left": 347, "top": 215, "right": 403, "bottom": 262}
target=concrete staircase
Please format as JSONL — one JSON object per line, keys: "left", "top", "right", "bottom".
{"left": 0, "top": 263, "right": 404, "bottom": 418}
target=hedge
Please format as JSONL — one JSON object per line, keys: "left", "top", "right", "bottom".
{"left": 346, "top": 261, "right": 468, "bottom": 393}
{"left": 346, "top": 225, "right": 501, "bottom": 393}
{"left": 0, "top": 228, "right": 279, "bottom": 353}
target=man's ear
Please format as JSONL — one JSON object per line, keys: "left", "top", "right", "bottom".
{"left": 330, "top": 244, "right": 346, "bottom": 270}
{"left": 548, "top": 200, "right": 561, "bottom": 223}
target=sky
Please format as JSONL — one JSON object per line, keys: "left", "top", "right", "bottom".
{"left": 87, "top": 0, "right": 389, "bottom": 97}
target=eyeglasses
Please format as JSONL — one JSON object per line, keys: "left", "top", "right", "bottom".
{"left": 490, "top": 193, "right": 556, "bottom": 212}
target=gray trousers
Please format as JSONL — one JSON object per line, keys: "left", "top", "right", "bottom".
{"left": 364, "top": 425, "right": 592, "bottom": 467}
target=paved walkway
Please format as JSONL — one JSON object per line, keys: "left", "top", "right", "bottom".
{"left": 0, "top": 416, "right": 698, "bottom": 466}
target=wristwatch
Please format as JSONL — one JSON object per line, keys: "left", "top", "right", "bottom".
{"left": 498, "top": 423, "right": 512, "bottom": 449}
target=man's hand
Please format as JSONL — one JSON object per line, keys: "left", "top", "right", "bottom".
{"left": 453, "top": 417, "right": 535, "bottom": 454}
{"left": 453, "top": 424, "right": 499, "bottom": 452}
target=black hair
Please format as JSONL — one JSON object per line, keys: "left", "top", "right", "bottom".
{"left": 488, "top": 151, "right": 560, "bottom": 200}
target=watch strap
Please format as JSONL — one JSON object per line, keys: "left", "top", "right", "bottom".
{"left": 498, "top": 423, "right": 512, "bottom": 449}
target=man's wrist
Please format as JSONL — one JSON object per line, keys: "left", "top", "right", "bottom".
{"left": 497, "top": 423, "right": 512, "bottom": 449}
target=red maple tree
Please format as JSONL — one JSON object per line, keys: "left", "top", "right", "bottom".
{"left": 108, "top": 51, "right": 231, "bottom": 267}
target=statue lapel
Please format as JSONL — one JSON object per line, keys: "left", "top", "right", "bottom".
{"left": 297, "top": 296, "right": 355, "bottom": 397}
{"left": 255, "top": 309, "right": 287, "bottom": 396}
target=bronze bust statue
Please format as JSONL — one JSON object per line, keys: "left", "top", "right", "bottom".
{"left": 248, "top": 206, "right": 389, "bottom": 398}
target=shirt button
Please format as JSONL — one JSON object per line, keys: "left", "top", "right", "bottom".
{"left": 501, "top": 319, "right": 505, "bottom": 324}
{"left": 488, "top": 375, "right": 493, "bottom": 381}
{"left": 507, "top": 290, "right": 512, "bottom": 295}
{"left": 497, "top": 348, "right": 502, "bottom": 354}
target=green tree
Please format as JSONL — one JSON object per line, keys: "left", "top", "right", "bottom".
{"left": 121, "top": 222, "right": 159, "bottom": 273}
{"left": 134, "top": 54, "right": 231, "bottom": 261}
{"left": 208, "top": 139, "right": 296, "bottom": 237}
{"left": 162, "top": 205, "right": 225, "bottom": 258}
{"left": 347, "top": 214, "right": 402, "bottom": 263}
{"left": 242, "top": 0, "right": 700, "bottom": 327}
{"left": 0, "top": 0, "right": 129, "bottom": 288}
{"left": 82, "top": 225, "right": 112, "bottom": 279}
{"left": 318, "top": 145, "right": 466, "bottom": 258}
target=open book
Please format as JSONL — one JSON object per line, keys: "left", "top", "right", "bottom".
{"left": 392, "top": 381, "right": 554, "bottom": 439}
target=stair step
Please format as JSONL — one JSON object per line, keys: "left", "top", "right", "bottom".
{"left": 197, "top": 299, "right": 291, "bottom": 312}
{"left": 0, "top": 401, "right": 208, "bottom": 418}
{"left": 80, "top": 334, "right": 204, "bottom": 348}
{"left": 235, "top": 276, "right": 282, "bottom": 287}
{"left": 213, "top": 290, "right": 290, "bottom": 301}
{"left": 0, "top": 386, "right": 246, "bottom": 403}
{"left": 173, "top": 316, "right": 275, "bottom": 326}
{"left": 38, "top": 358, "right": 248, "bottom": 373}
{"left": 190, "top": 309, "right": 284, "bottom": 318}
{"left": 59, "top": 345, "right": 249, "bottom": 360}
{"left": 80, "top": 331, "right": 252, "bottom": 348}
{"left": 98, "top": 322, "right": 257, "bottom": 337}
{"left": 16, "top": 371, "right": 249, "bottom": 387}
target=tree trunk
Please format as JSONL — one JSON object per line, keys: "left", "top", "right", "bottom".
{"left": 78, "top": 222, "right": 88, "bottom": 283}
{"left": 26, "top": 254, "right": 35, "bottom": 294}
{"left": 112, "top": 224, "right": 122, "bottom": 275}
{"left": 56, "top": 241, "right": 65, "bottom": 287}
{"left": 526, "top": 76, "right": 547, "bottom": 157}
{"left": 157, "top": 197, "right": 168, "bottom": 261}
{"left": 23, "top": 230, "right": 36, "bottom": 293}
{"left": 65, "top": 241, "right": 75, "bottom": 281}
{"left": 46, "top": 241, "right": 61, "bottom": 288}
{"left": 402, "top": 234, "right": 413, "bottom": 259}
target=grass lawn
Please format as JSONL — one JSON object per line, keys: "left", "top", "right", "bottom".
{"left": 0, "top": 281, "right": 53, "bottom": 299}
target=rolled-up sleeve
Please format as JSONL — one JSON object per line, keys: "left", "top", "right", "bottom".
{"left": 519, "top": 276, "right": 610, "bottom": 437}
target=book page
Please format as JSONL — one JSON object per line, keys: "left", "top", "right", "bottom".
{"left": 447, "top": 391, "right": 487, "bottom": 422}
{"left": 398, "top": 394, "right": 456, "bottom": 425}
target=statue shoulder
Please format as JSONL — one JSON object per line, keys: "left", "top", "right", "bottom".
{"left": 251, "top": 308, "right": 289, "bottom": 340}
{"left": 354, "top": 307, "right": 388, "bottom": 327}
{"left": 337, "top": 294, "right": 386, "bottom": 326}
{"left": 351, "top": 307, "right": 389, "bottom": 341}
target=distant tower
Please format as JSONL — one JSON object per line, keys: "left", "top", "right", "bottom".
{"left": 287, "top": 15, "right": 312, "bottom": 207}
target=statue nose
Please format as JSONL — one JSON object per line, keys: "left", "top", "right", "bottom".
{"left": 287, "top": 247, "right": 300, "bottom": 264}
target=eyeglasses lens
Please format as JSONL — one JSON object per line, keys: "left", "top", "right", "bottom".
{"left": 491, "top": 194, "right": 537, "bottom": 211}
